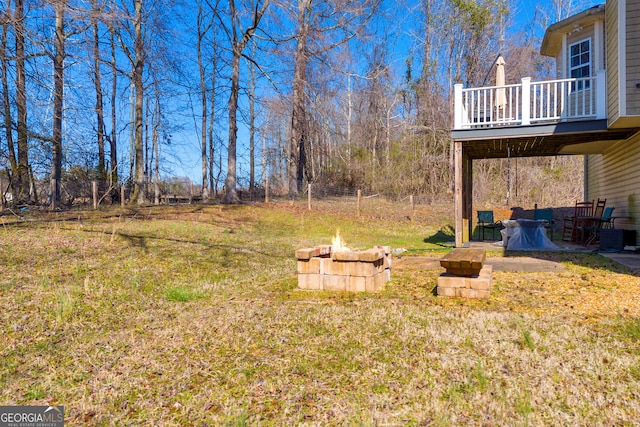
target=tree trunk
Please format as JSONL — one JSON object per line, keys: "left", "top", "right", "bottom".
{"left": 248, "top": 41, "right": 256, "bottom": 190}
{"left": 223, "top": 0, "right": 269, "bottom": 204}
{"left": 1, "top": 0, "right": 17, "bottom": 199}
{"left": 153, "top": 88, "right": 160, "bottom": 205}
{"left": 15, "top": 0, "right": 30, "bottom": 203}
{"left": 208, "top": 78, "right": 216, "bottom": 195}
{"left": 288, "top": 4, "right": 310, "bottom": 198}
{"left": 289, "top": 62, "right": 306, "bottom": 195}
{"left": 51, "top": 1, "right": 65, "bottom": 206}
{"left": 109, "top": 26, "right": 118, "bottom": 201}
{"left": 92, "top": 1, "right": 106, "bottom": 192}
{"left": 128, "top": 80, "right": 134, "bottom": 190}
{"left": 208, "top": 27, "right": 217, "bottom": 195}
{"left": 223, "top": 45, "right": 241, "bottom": 204}
{"left": 144, "top": 96, "right": 150, "bottom": 193}
{"left": 131, "top": 0, "right": 146, "bottom": 204}
{"left": 197, "top": 2, "right": 209, "bottom": 201}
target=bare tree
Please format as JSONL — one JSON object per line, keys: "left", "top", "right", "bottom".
{"left": 207, "top": 16, "right": 219, "bottom": 196}
{"left": 286, "top": 0, "right": 379, "bottom": 197}
{"left": 91, "top": 0, "right": 107, "bottom": 193}
{"left": 152, "top": 79, "right": 161, "bottom": 204}
{"left": 247, "top": 39, "right": 257, "bottom": 190}
{"left": 130, "top": 0, "right": 145, "bottom": 203}
{"left": 261, "top": 96, "right": 290, "bottom": 194}
{"left": 106, "top": 18, "right": 119, "bottom": 197}
{"left": 222, "top": 0, "right": 270, "bottom": 204}
{"left": 0, "top": 0, "right": 583, "bottom": 209}
{"left": 15, "top": 0, "right": 30, "bottom": 203}
{"left": 535, "top": 0, "right": 592, "bottom": 30}
{"left": 208, "top": 55, "right": 218, "bottom": 196}
{"left": 50, "top": 0, "right": 66, "bottom": 205}
{"left": 1, "top": 1, "right": 18, "bottom": 199}
{"left": 109, "top": 0, "right": 146, "bottom": 204}
{"left": 196, "top": 0, "right": 212, "bottom": 201}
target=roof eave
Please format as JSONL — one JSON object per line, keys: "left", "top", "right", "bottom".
{"left": 540, "top": 4, "right": 606, "bottom": 57}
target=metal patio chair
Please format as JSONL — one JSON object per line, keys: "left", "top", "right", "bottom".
{"left": 534, "top": 207, "right": 554, "bottom": 240}
{"left": 477, "top": 210, "right": 502, "bottom": 241}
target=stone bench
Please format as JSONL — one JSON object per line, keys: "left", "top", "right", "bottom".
{"left": 437, "top": 248, "right": 492, "bottom": 298}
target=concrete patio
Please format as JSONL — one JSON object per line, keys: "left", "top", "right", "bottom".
{"left": 466, "top": 239, "right": 640, "bottom": 272}
{"left": 395, "top": 239, "right": 640, "bottom": 273}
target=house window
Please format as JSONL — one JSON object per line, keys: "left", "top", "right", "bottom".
{"left": 569, "top": 38, "right": 591, "bottom": 90}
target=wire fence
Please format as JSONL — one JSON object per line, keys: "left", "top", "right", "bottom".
{"left": 0, "top": 175, "right": 454, "bottom": 226}
{"left": 257, "top": 182, "right": 455, "bottom": 224}
{"left": 1, "top": 175, "right": 586, "bottom": 247}
{"left": 0, "top": 171, "right": 583, "bottom": 231}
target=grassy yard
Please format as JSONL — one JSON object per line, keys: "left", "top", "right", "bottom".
{"left": 1, "top": 200, "right": 639, "bottom": 425}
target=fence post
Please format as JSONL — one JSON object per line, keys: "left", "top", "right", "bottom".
{"left": 121, "top": 184, "right": 125, "bottom": 207}
{"left": 50, "top": 179, "right": 56, "bottom": 210}
{"left": 0, "top": 176, "right": 3, "bottom": 211}
{"left": 357, "top": 189, "right": 361, "bottom": 218}
{"left": 307, "top": 183, "right": 312, "bottom": 211}
{"left": 265, "top": 177, "right": 269, "bottom": 203}
{"left": 92, "top": 181, "right": 98, "bottom": 209}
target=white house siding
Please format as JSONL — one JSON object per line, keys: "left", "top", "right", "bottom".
{"left": 587, "top": 132, "right": 640, "bottom": 240}
{"left": 607, "top": 0, "right": 620, "bottom": 123}
{"left": 626, "top": 0, "right": 640, "bottom": 114}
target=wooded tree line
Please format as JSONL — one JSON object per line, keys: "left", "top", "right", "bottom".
{"left": 0, "top": 0, "right": 588, "bottom": 207}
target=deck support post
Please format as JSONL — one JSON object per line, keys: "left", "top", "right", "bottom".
{"left": 455, "top": 141, "right": 473, "bottom": 247}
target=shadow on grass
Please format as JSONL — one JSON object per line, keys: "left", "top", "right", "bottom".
{"left": 0, "top": 202, "right": 249, "bottom": 228}
{"left": 423, "top": 225, "right": 456, "bottom": 247}
{"left": 110, "top": 230, "right": 289, "bottom": 261}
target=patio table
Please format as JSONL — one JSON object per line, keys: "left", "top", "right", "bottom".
{"left": 501, "top": 219, "right": 559, "bottom": 251}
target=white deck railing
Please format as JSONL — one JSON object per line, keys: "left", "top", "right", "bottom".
{"left": 453, "top": 71, "right": 606, "bottom": 130}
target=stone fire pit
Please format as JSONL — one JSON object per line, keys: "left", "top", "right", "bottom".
{"left": 296, "top": 245, "right": 391, "bottom": 292}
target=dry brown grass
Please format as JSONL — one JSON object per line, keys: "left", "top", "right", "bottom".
{"left": 1, "top": 200, "right": 639, "bottom": 425}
